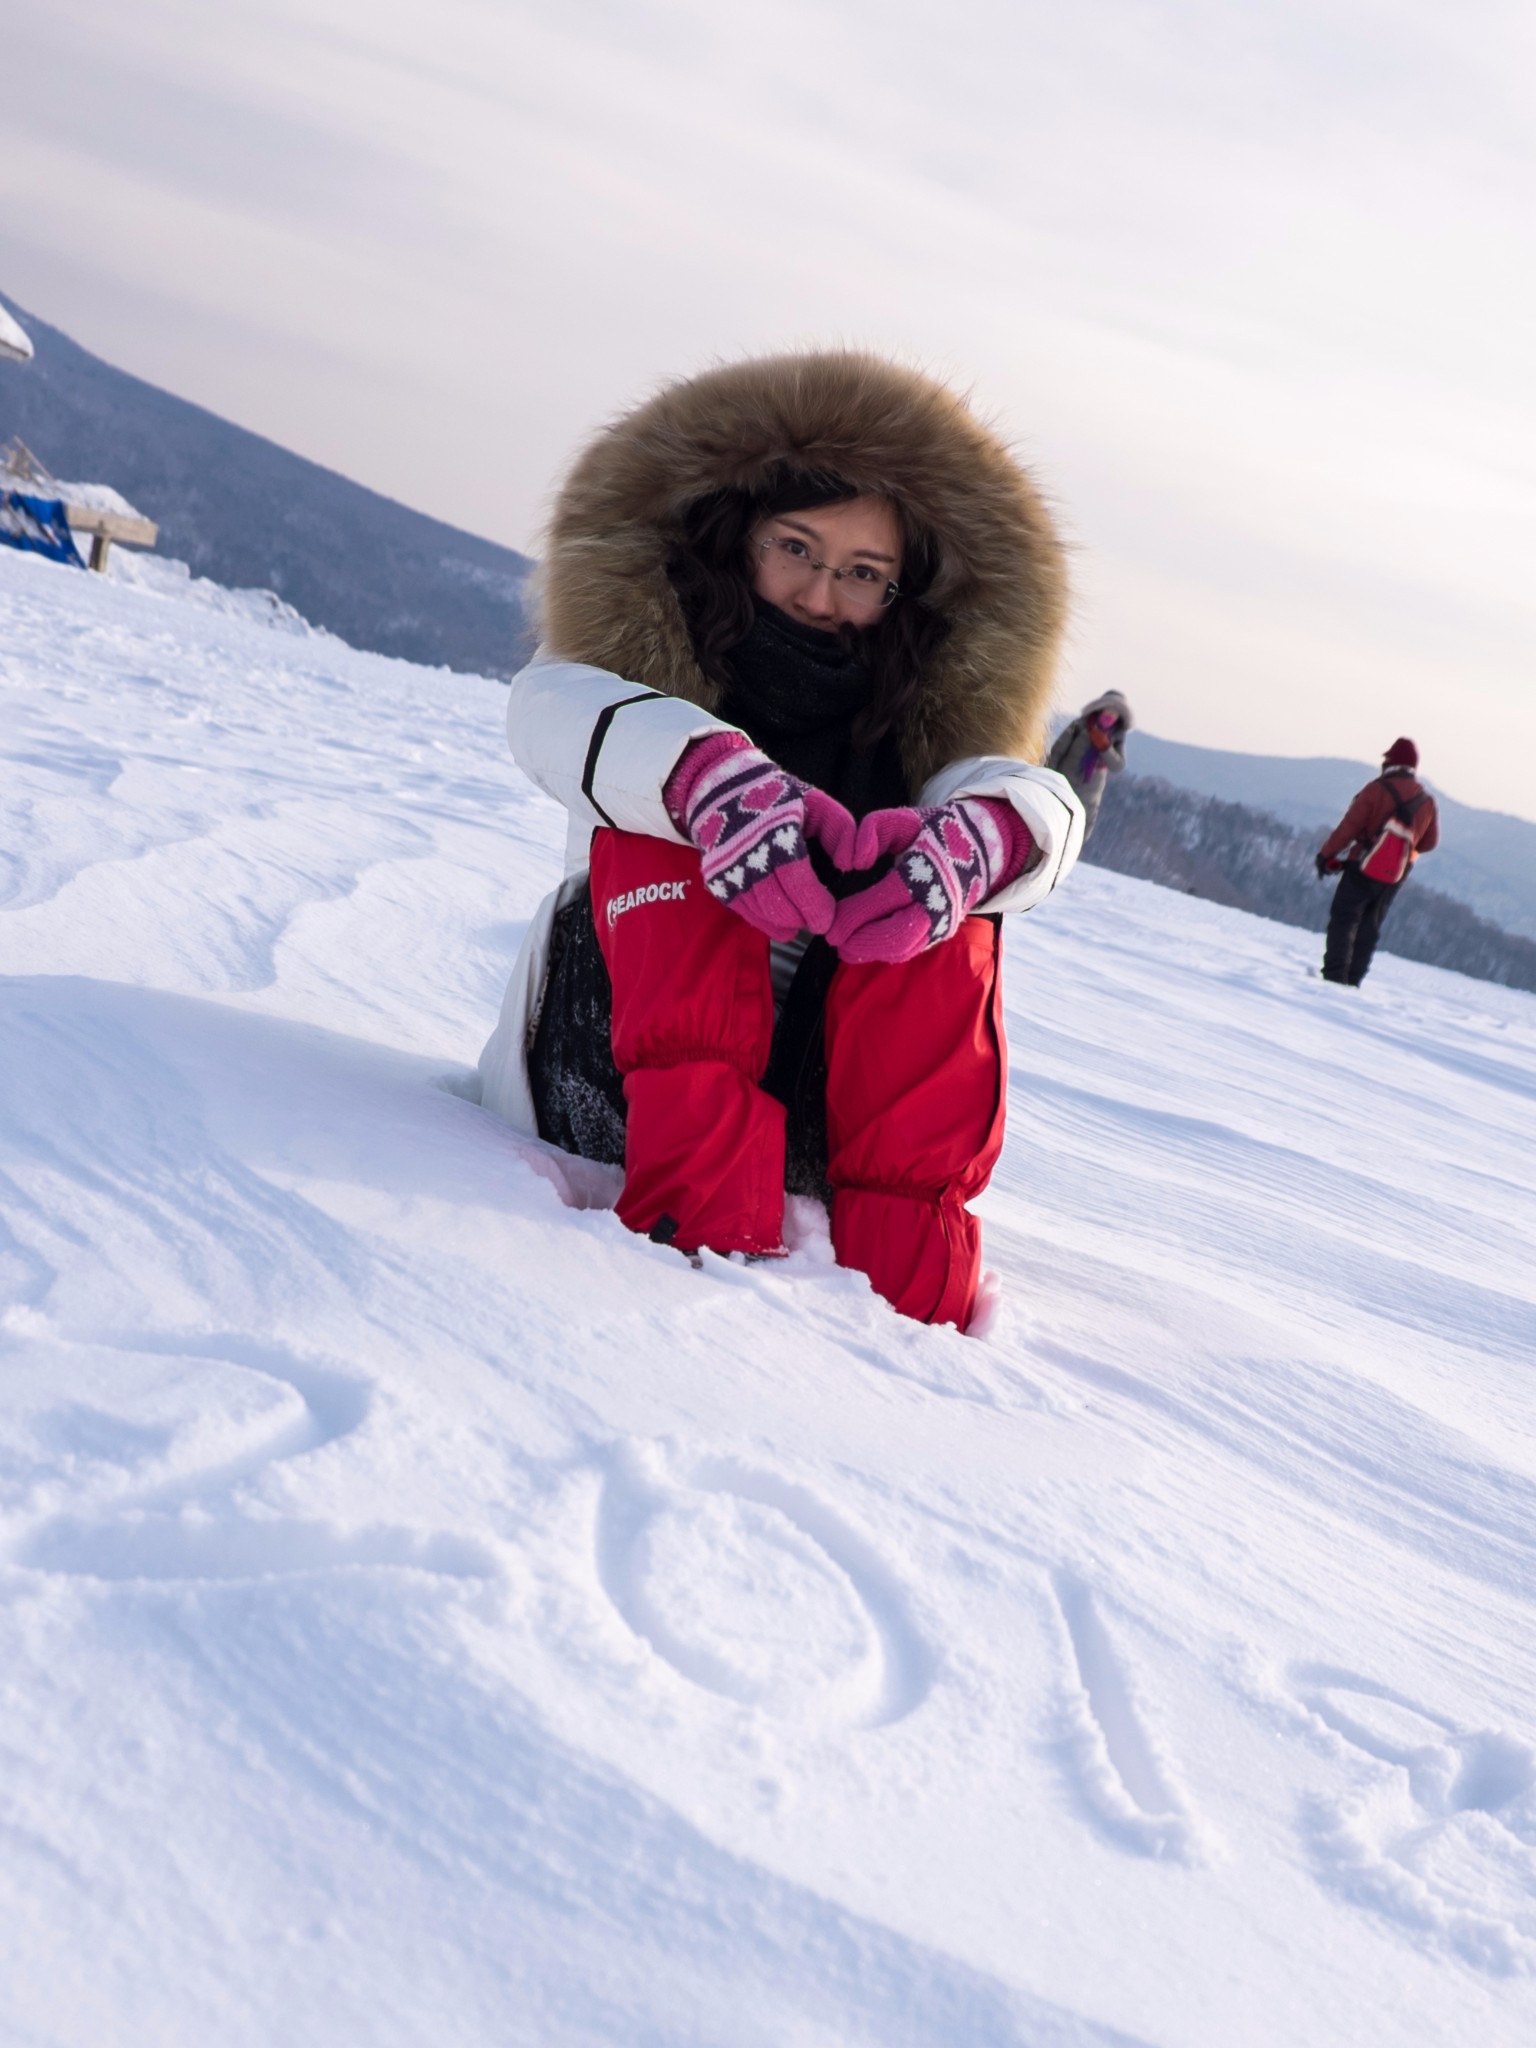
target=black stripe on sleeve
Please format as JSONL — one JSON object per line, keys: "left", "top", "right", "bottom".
{"left": 580, "top": 691, "right": 664, "bottom": 828}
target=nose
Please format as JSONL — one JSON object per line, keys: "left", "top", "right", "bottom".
{"left": 792, "top": 564, "right": 839, "bottom": 621}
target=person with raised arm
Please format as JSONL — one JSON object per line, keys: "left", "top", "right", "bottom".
{"left": 1047, "top": 690, "right": 1133, "bottom": 839}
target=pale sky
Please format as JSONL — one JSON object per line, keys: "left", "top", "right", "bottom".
{"left": 5, "top": 0, "right": 1534, "bottom": 818}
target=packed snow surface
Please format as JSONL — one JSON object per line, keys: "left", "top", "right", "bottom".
{"left": 105, "top": 542, "right": 317, "bottom": 632}
{"left": 3, "top": 544, "right": 1535, "bottom": 2047}
{"left": 55, "top": 480, "right": 146, "bottom": 521}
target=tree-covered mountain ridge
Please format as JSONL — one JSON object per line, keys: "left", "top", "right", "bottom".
{"left": 1087, "top": 772, "right": 1536, "bottom": 994}
{"left": 1130, "top": 731, "right": 1536, "bottom": 944}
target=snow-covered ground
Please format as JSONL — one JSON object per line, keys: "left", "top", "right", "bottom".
{"left": 105, "top": 543, "right": 319, "bottom": 633}
{"left": 3, "top": 542, "right": 1535, "bottom": 2047}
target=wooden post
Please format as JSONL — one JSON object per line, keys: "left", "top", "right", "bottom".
{"left": 90, "top": 532, "right": 113, "bottom": 573}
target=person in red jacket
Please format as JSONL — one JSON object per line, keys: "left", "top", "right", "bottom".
{"left": 1315, "top": 738, "right": 1439, "bottom": 984}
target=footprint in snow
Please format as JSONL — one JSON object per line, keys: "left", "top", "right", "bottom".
{"left": 595, "top": 1445, "right": 932, "bottom": 1730}
{"left": 1294, "top": 1664, "right": 1536, "bottom": 1974}
{"left": 1048, "top": 1571, "right": 1217, "bottom": 1864}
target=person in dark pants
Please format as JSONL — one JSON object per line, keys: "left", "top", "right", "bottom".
{"left": 1315, "top": 737, "right": 1439, "bottom": 984}
{"left": 1321, "top": 865, "right": 1404, "bottom": 985}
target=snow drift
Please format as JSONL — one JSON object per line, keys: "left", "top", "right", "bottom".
{"left": 2, "top": 544, "right": 1535, "bottom": 2046}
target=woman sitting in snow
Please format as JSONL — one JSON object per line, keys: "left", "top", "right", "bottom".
{"left": 478, "top": 352, "right": 1084, "bottom": 1330}
{"left": 1046, "top": 690, "right": 1134, "bottom": 840}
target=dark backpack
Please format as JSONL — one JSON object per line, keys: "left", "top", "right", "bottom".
{"left": 1358, "top": 776, "right": 1429, "bottom": 884}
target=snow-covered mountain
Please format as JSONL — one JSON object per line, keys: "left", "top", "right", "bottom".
{"left": 0, "top": 293, "right": 533, "bottom": 678}
{"left": 3, "top": 542, "right": 1535, "bottom": 2047}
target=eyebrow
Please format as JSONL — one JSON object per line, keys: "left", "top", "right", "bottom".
{"left": 773, "top": 514, "right": 898, "bottom": 566}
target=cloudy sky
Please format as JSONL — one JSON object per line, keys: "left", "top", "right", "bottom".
{"left": 5, "top": 0, "right": 1534, "bottom": 817}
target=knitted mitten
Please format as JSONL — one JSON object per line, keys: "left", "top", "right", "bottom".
{"left": 664, "top": 733, "right": 859, "bottom": 941}
{"left": 826, "top": 797, "right": 1031, "bottom": 965}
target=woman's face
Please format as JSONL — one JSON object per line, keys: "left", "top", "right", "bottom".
{"left": 749, "top": 495, "right": 903, "bottom": 631}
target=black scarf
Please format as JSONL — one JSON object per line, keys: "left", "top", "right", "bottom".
{"left": 717, "top": 600, "right": 910, "bottom": 820}
{"left": 719, "top": 605, "right": 913, "bottom": 1176}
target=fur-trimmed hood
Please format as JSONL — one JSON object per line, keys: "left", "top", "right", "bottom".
{"left": 537, "top": 351, "right": 1069, "bottom": 787}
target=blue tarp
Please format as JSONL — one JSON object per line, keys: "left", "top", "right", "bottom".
{"left": 0, "top": 491, "right": 84, "bottom": 567}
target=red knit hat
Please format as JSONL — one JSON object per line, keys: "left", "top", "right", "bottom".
{"left": 1382, "top": 736, "right": 1419, "bottom": 770}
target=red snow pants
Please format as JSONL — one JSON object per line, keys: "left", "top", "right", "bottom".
{"left": 591, "top": 829, "right": 1006, "bottom": 1329}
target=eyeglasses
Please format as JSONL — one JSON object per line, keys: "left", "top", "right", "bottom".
{"left": 753, "top": 532, "right": 901, "bottom": 613}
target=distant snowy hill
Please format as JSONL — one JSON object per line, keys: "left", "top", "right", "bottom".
{"left": 0, "top": 293, "right": 533, "bottom": 678}
{"left": 1131, "top": 732, "right": 1536, "bottom": 943}
{"left": 4, "top": 541, "right": 1536, "bottom": 2047}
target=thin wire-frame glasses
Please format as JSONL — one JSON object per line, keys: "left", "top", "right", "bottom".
{"left": 754, "top": 533, "right": 901, "bottom": 612}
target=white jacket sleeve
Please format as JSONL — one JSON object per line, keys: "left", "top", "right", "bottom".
{"left": 506, "top": 649, "right": 744, "bottom": 847}
{"left": 917, "top": 756, "right": 1085, "bottom": 914}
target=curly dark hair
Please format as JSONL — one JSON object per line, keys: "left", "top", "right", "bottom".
{"left": 666, "top": 468, "right": 949, "bottom": 749}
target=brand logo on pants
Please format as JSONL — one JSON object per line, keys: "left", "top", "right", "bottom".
{"left": 605, "top": 878, "right": 689, "bottom": 929}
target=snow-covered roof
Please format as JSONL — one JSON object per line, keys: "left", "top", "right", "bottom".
{"left": 0, "top": 301, "right": 33, "bottom": 364}
{"left": 52, "top": 478, "right": 145, "bottom": 521}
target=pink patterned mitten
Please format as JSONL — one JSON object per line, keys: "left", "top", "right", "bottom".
{"left": 827, "top": 798, "right": 1031, "bottom": 964}
{"left": 664, "top": 734, "right": 858, "bottom": 941}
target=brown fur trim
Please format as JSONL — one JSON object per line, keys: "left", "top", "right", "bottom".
{"left": 539, "top": 351, "right": 1069, "bottom": 786}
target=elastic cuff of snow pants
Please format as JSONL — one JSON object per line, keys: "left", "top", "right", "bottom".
{"left": 619, "top": 1064, "right": 786, "bottom": 1255}
{"left": 832, "top": 1187, "right": 982, "bottom": 1329}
